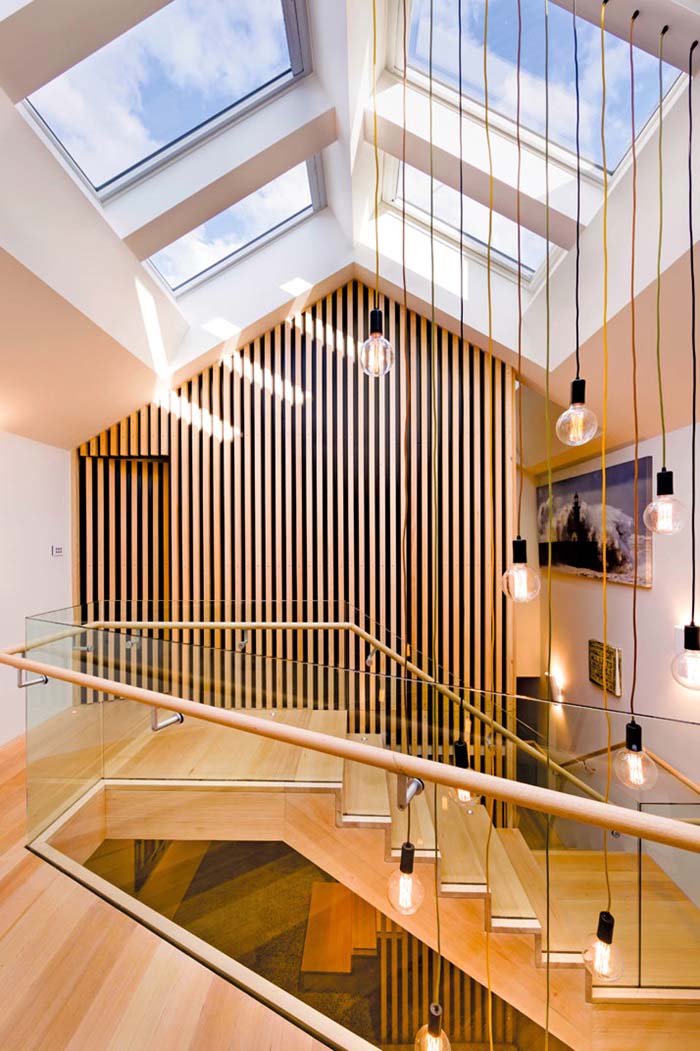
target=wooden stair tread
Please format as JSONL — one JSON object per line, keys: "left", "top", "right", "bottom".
{"left": 499, "top": 829, "right": 576, "bottom": 949}
{"left": 387, "top": 775, "right": 436, "bottom": 854}
{"left": 456, "top": 808, "right": 538, "bottom": 923}
{"left": 351, "top": 892, "right": 378, "bottom": 955}
{"left": 342, "top": 734, "right": 390, "bottom": 819}
{"left": 436, "top": 787, "right": 487, "bottom": 888}
{"left": 301, "top": 882, "right": 353, "bottom": 974}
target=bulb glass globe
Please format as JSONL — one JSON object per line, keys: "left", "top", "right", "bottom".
{"left": 414, "top": 1026, "right": 451, "bottom": 1051}
{"left": 502, "top": 563, "right": 541, "bottom": 603}
{"left": 555, "top": 403, "right": 598, "bottom": 447}
{"left": 387, "top": 868, "right": 424, "bottom": 915}
{"left": 582, "top": 934, "right": 623, "bottom": 983}
{"left": 360, "top": 334, "right": 394, "bottom": 378}
{"left": 672, "top": 648, "right": 700, "bottom": 690}
{"left": 613, "top": 748, "right": 659, "bottom": 791}
{"left": 643, "top": 495, "right": 688, "bottom": 535}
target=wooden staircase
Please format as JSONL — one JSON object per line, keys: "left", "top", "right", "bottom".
{"left": 336, "top": 742, "right": 700, "bottom": 1001}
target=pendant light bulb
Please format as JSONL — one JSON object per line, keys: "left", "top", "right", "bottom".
{"left": 360, "top": 308, "right": 394, "bottom": 378}
{"left": 414, "top": 1003, "right": 451, "bottom": 1051}
{"left": 643, "top": 469, "right": 688, "bottom": 535}
{"left": 613, "top": 720, "right": 658, "bottom": 791}
{"left": 583, "top": 911, "right": 623, "bottom": 983}
{"left": 502, "top": 537, "right": 541, "bottom": 603}
{"left": 556, "top": 378, "right": 598, "bottom": 447}
{"left": 449, "top": 739, "right": 480, "bottom": 811}
{"left": 671, "top": 624, "right": 700, "bottom": 690}
{"left": 387, "top": 842, "right": 424, "bottom": 915}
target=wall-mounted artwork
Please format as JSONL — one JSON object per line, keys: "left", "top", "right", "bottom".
{"left": 536, "top": 456, "right": 653, "bottom": 587}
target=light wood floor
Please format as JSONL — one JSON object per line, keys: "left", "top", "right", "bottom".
{"left": 0, "top": 735, "right": 331, "bottom": 1051}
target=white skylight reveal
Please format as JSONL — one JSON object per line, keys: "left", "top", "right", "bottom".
{"left": 408, "top": 0, "right": 679, "bottom": 172}
{"left": 150, "top": 161, "right": 315, "bottom": 292}
{"left": 395, "top": 163, "right": 549, "bottom": 275}
{"left": 28, "top": 0, "right": 306, "bottom": 191}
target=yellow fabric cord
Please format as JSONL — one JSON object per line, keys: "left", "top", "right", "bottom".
{"left": 600, "top": 0, "right": 613, "bottom": 916}
{"left": 483, "top": 0, "right": 495, "bottom": 1046}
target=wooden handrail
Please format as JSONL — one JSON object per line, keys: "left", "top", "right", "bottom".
{"left": 2, "top": 646, "right": 699, "bottom": 854}
{"left": 85, "top": 619, "right": 605, "bottom": 803}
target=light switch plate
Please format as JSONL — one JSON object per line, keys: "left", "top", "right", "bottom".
{"left": 51, "top": 545, "right": 64, "bottom": 557}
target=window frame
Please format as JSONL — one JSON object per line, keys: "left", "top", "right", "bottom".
{"left": 20, "top": 0, "right": 314, "bottom": 202}
{"left": 146, "top": 153, "right": 326, "bottom": 298}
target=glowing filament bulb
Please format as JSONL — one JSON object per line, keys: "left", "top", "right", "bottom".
{"left": 502, "top": 538, "right": 541, "bottom": 604}
{"left": 671, "top": 626, "right": 700, "bottom": 690}
{"left": 612, "top": 719, "right": 660, "bottom": 792}
{"left": 387, "top": 842, "right": 424, "bottom": 915}
{"left": 555, "top": 379, "right": 597, "bottom": 447}
{"left": 583, "top": 911, "right": 622, "bottom": 982}
{"left": 643, "top": 469, "right": 687, "bottom": 535}
{"left": 360, "top": 308, "right": 394, "bottom": 378}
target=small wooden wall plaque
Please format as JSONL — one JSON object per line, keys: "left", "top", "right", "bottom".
{"left": 588, "top": 639, "right": 622, "bottom": 697}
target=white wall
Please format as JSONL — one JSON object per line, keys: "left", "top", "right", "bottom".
{"left": 534, "top": 422, "right": 700, "bottom": 789}
{"left": 0, "top": 431, "right": 72, "bottom": 744}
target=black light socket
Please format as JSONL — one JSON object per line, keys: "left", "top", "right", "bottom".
{"left": 369, "top": 308, "right": 384, "bottom": 337}
{"left": 657, "top": 468, "right": 675, "bottom": 497}
{"left": 399, "top": 841, "right": 415, "bottom": 875}
{"left": 596, "top": 910, "right": 615, "bottom": 945}
{"left": 454, "top": 738, "right": 469, "bottom": 769}
{"left": 685, "top": 624, "right": 700, "bottom": 652}
{"left": 512, "top": 536, "right": 528, "bottom": 564}
{"left": 570, "top": 377, "right": 587, "bottom": 405}
{"left": 428, "top": 1003, "right": 443, "bottom": 1038}
{"left": 625, "top": 719, "right": 642, "bottom": 753}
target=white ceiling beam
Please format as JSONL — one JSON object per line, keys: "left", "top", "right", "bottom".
{"left": 369, "top": 74, "right": 602, "bottom": 250}
{"left": 550, "top": 0, "right": 700, "bottom": 73}
{"left": 524, "top": 74, "right": 697, "bottom": 373}
{"left": 0, "top": 0, "right": 172, "bottom": 102}
{"left": 106, "top": 77, "right": 336, "bottom": 260}
{"left": 170, "top": 209, "right": 354, "bottom": 376}
{"left": 358, "top": 208, "right": 523, "bottom": 364}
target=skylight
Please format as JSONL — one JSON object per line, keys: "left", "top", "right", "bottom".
{"left": 408, "top": 0, "right": 679, "bottom": 171}
{"left": 28, "top": 0, "right": 303, "bottom": 191}
{"left": 395, "top": 163, "right": 548, "bottom": 275}
{"left": 150, "top": 161, "right": 314, "bottom": 292}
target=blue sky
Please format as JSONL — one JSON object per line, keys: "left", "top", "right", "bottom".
{"left": 410, "top": 0, "right": 679, "bottom": 170}
{"left": 30, "top": 0, "right": 291, "bottom": 188}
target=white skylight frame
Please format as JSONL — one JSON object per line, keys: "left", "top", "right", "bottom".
{"left": 146, "top": 153, "right": 326, "bottom": 298}
{"left": 382, "top": 156, "right": 563, "bottom": 289}
{"left": 21, "top": 0, "right": 314, "bottom": 204}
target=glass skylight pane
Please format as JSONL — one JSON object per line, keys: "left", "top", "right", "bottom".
{"left": 399, "top": 164, "right": 548, "bottom": 273}
{"left": 408, "top": 0, "right": 679, "bottom": 171}
{"left": 150, "top": 162, "right": 313, "bottom": 290}
{"left": 29, "top": 0, "right": 292, "bottom": 189}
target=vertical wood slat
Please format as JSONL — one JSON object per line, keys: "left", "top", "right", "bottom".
{"left": 74, "top": 280, "right": 514, "bottom": 761}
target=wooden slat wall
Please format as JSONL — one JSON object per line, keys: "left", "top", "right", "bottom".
{"left": 76, "top": 280, "right": 515, "bottom": 764}
{"left": 376, "top": 915, "right": 516, "bottom": 1047}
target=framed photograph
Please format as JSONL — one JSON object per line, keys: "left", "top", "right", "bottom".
{"left": 536, "top": 456, "right": 653, "bottom": 587}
